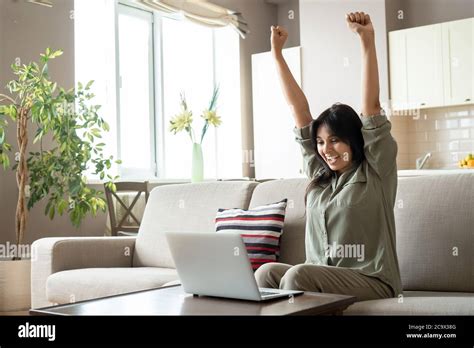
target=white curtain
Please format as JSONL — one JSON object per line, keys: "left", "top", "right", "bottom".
{"left": 135, "top": 0, "right": 249, "bottom": 38}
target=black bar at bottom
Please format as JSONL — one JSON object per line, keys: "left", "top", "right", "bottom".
{"left": 0, "top": 315, "right": 472, "bottom": 346}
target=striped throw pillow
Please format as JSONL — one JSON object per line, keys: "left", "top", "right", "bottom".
{"left": 215, "top": 199, "right": 288, "bottom": 270}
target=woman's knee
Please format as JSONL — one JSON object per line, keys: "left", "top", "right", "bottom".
{"left": 280, "top": 264, "right": 323, "bottom": 291}
{"left": 254, "top": 262, "right": 291, "bottom": 288}
{"left": 254, "top": 263, "right": 274, "bottom": 286}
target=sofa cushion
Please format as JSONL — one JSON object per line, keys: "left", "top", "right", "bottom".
{"left": 216, "top": 199, "right": 288, "bottom": 270}
{"left": 395, "top": 174, "right": 474, "bottom": 292}
{"left": 133, "top": 181, "right": 259, "bottom": 268}
{"left": 343, "top": 290, "right": 474, "bottom": 315}
{"left": 249, "top": 179, "right": 309, "bottom": 265}
{"left": 46, "top": 267, "right": 178, "bottom": 305}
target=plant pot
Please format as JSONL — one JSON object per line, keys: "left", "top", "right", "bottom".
{"left": 0, "top": 258, "right": 31, "bottom": 312}
{"left": 192, "top": 142, "right": 204, "bottom": 183}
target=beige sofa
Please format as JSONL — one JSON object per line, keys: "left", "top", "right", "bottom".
{"left": 31, "top": 174, "right": 474, "bottom": 314}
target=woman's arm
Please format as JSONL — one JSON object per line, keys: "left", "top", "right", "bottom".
{"left": 347, "top": 12, "right": 398, "bottom": 178}
{"left": 271, "top": 26, "right": 313, "bottom": 128}
{"left": 346, "top": 12, "right": 382, "bottom": 116}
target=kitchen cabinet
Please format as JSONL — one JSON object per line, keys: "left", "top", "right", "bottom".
{"left": 442, "top": 18, "right": 473, "bottom": 106}
{"left": 388, "top": 30, "right": 408, "bottom": 110}
{"left": 405, "top": 24, "right": 444, "bottom": 108}
{"left": 389, "top": 17, "right": 473, "bottom": 110}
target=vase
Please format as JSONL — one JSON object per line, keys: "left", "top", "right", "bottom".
{"left": 0, "top": 258, "right": 31, "bottom": 311}
{"left": 191, "top": 142, "right": 204, "bottom": 183}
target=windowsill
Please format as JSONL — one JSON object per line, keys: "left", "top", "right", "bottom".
{"left": 86, "top": 178, "right": 187, "bottom": 185}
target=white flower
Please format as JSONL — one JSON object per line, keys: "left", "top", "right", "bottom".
{"left": 201, "top": 109, "right": 222, "bottom": 127}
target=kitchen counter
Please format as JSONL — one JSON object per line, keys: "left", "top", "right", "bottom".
{"left": 398, "top": 169, "right": 474, "bottom": 176}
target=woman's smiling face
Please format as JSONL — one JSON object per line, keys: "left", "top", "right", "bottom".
{"left": 316, "top": 124, "right": 353, "bottom": 175}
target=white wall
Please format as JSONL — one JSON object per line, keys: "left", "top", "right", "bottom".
{"left": 299, "top": 0, "right": 389, "bottom": 117}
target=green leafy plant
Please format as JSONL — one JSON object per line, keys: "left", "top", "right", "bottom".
{"left": 0, "top": 48, "right": 120, "bottom": 249}
{"left": 169, "top": 86, "right": 221, "bottom": 143}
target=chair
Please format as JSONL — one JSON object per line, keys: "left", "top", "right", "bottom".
{"left": 104, "top": 181, "right": 149, "bottom": 236}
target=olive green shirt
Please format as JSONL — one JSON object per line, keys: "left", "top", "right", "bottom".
{"left": 294, "top": 112, "right": 403, "bottom": 296}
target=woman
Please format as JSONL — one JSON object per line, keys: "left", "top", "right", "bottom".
{"left": 255, "top": 12, "right": 402, "bottom": 301}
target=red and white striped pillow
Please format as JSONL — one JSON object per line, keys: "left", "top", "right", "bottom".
{"left": 215, "top": 199, "right": 287, "bottom": 270}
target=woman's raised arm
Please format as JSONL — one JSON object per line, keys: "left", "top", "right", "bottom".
{"left": 271, "top": 26, "right": 313, "bottom": 128}
{"left": 347, "top": 12, "right": 398, "bottom": 179}
{"left": 346, "top": 12, "right": 382, "bottom": 116}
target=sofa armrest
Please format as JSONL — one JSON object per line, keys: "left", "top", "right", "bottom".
{"left": 31, "top": 237, "right": 136, "bottom": 309}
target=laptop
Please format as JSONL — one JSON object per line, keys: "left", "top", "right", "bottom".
{"left": 165, "top": 232, "right": 304, "bottom": 301}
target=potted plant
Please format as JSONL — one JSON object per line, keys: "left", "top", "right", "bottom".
{"left": 0, "top": 48, "right": 119, "bottom": 311}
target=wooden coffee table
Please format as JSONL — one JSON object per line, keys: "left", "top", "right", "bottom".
{"left": 30, "top": 285, "right": 356, "bottom": 316}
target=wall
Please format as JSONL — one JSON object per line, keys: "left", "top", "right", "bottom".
{"left": 0, "top": 1, "right": 4, "bottom": 86}
{"left": 403, "top": 0, "right": 473, "bottom": 28}
{"left": 386, "top": 0, "right": 474, "bottom": 32}
{"left": 0, "top": 0, "right": 108, "bottom": 245}
{"left": 385, "top": 0, "right": 405, "bottom": 32}
{"left": 299, "top": 0, "right": 389, "bottom": 118}
{"left": 267, "top": 0, "right": 300, "bottom": 47}
{"left": 0, "top": 1, "right": 5, "bottom": 238}
{"left": 392, "top": 105, "right": 474, "bottom": 170}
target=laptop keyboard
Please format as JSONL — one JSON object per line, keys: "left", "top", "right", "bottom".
{"left": 259, "top": 290, "right": 280, "bottom": 297}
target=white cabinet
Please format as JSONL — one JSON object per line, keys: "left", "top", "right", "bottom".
{"left": 442, "top": 18, "right": 474, "bottom": 106}
{"left": 405, "top": 24, "right": 444, "bottom": 108}
{"left": 251, "top": 47, "right": 306, "bottom": 179}
{"left": 389, "top": 17, "right": 473, "bottom": 110}
{"left": 388, "top": 30, "right": 408, "bottom": 109}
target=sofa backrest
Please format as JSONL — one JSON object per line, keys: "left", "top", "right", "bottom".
{"left": 249, "top": 178, "right": 309, "bottom": 266}
{"left": 133, "top": 181, "right": 258, "bottom": 268}
{"left": 395, "top": 173, "right": 474, "bottom": 292}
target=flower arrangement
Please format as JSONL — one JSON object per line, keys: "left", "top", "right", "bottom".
{"left": 168, "top": 86, "right": 221, "bottom": 182}
{"left": 169, "top": 86, "right": 221, "bottom": 144}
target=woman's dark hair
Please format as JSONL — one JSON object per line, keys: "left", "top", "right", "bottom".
{"left": 304, "top": 103, "right": 365, "bottom": 205}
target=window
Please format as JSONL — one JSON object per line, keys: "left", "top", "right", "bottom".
{"left": 161, "top": 17, "right": 215, "bottom": 178}
{"left": 160, "top": 17, "right": 242, "bottom": 179}
{"left": 74, "top": 0, "right": 241, "bottom": 180}
{"left": 118, "top": 5, "right": 155, "bottom": 177}
{"left": 74, "top": 0, "right": 118, "bottom": 179}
